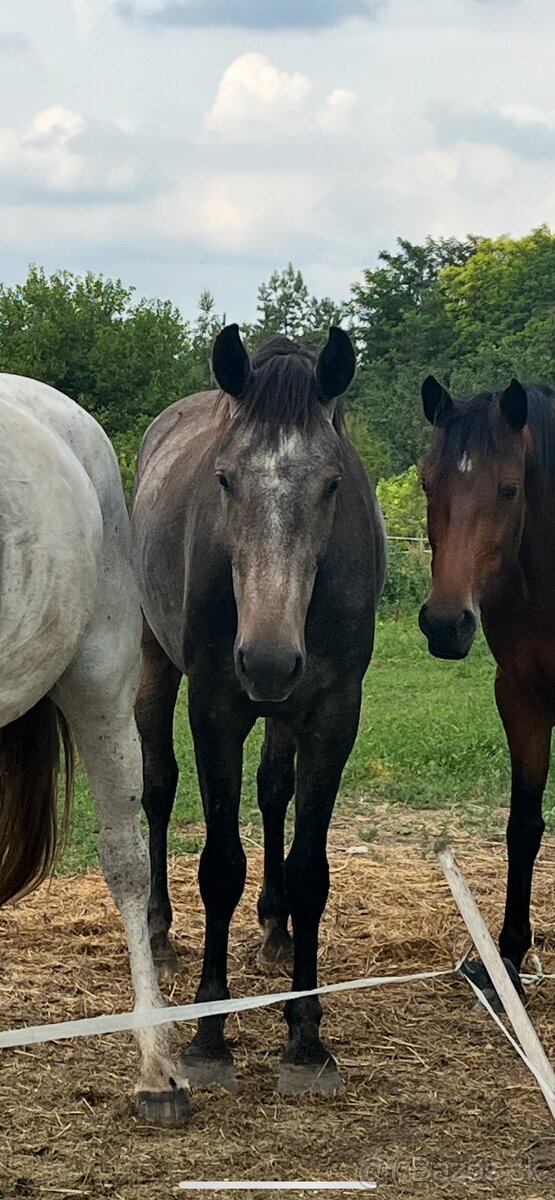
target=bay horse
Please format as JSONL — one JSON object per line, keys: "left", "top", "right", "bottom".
{"left": 419, "top": 374, "right": 555, "bottom": 1005}
{"left": 0, "top": 375, "right": 189, "bottom": 1126}
{"left": 131, "top": 325, "right": 386, "bottom": 1094}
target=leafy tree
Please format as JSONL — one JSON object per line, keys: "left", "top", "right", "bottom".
{"left": 0, "top": 265, "right": 195, "bottom": 436}
{"left": 2, "top": 229, "right": 554, "bottom": 511}
{"left": 247, "top": 263, "right": 346, "bottom": 353}
{"left": 345, "top": 410, "right": 392, "bottom": 483}
{"left": 442, "top": 226, "right": 555, "bottom": 359}
{"left": 351, "top": 235, "right": 476, "bottom": 363}
{"left": 349, "top": 229, "right": 555, "bottom": 472}
{"left": 376, "top": 465, "right": 426, "bottom": 539}
{"left": 190, "top": 289, "right": 226, "bottom": 390}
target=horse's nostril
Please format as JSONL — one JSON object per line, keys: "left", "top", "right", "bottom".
{"left": 418, "top": 604, "right": 430, "bottom": 636}
{"left": 458, "top": 608, "right": 476, "bottom": 632}
{"left": 237, "top": 648, "right": 247, "bottom": 675}
{"left": 291, "top": 653, "right": 303, "bottom": 681}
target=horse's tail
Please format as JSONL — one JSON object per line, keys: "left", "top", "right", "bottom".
{"left": 0, "top": 697, "right": 74, "bottom": 906}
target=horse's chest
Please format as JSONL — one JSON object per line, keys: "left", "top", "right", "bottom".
{"left": 493, "top": 628, "right": 555, "bottom": 716}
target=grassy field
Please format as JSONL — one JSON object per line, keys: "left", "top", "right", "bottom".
{"left": 62, "top": 614, "right": 555, "bottom": 872}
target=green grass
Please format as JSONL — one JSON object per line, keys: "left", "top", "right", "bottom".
{"left": 61, "top": 614, "right": 555, "bottom": 873}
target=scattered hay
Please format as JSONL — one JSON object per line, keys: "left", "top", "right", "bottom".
{"left": 1, "top": 819, "right": 555, "bottom": 1199}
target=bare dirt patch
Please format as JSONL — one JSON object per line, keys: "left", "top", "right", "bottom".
{"left": 1, "top": 825, "right": 555, "bottom": 1199}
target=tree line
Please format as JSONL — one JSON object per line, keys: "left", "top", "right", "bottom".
{"left": 0, "top": 225, "right": 553, "bottom": 501}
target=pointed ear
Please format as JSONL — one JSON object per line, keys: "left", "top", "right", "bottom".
{"left": 500, "top": 378, "right": 527, "bottom": 431}
{"left": 316, "top": 327, "right": 356, "bottom": 402}
{"left": 421, "top": 375, "right": 454, "bottom": 425}
{"left": 212, "top": 324, "right": 252, "bottom": 399}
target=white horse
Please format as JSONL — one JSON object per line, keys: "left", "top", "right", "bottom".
{"left": 0, "top": 374, "right": 189, "bottom": 1126}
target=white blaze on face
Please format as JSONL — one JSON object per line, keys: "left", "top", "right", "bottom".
{"left": 458, "top": 452, "right": 473, "bottom": 474}
{"left": 246, "top": 429, "right": 307, "bottom": 596}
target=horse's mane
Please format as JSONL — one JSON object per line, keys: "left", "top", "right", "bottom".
{"left": 215, "top": 336, "right": 345, "bottom": 445}
{"left": 437, "top": 384, "right": 555, "bottom": 496}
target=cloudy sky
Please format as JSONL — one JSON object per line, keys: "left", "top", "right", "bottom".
{"left": 0, "top": 0, "right": 554, "bottom": 318}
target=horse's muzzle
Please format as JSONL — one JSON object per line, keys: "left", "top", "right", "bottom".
{"left": 418, "top": 603, "right": 477, "bottom": 660}
{"left": 235, "top": 639, "right": 305, "bottom": 702}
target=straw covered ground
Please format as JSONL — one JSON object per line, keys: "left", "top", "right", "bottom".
{"left": 1, "top": 816, "right": 555, "bottom": 1200}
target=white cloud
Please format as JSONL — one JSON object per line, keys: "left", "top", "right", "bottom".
{"left": 204, "top": 53, "right": 313, "bottom": 135}
{"left": 204, "top": 55, "right": 359, "bottom": 139}
{"left": 72, "top": 0, "right": 116, "bottom": 34}
{"left": 0, "top": 105, "right": 161, "bottom": 201}
{"left": 0, "top": 0, "right": 555, "bottom": 319}
{"left": 383, "top": 149, "right": 458, "bottom": 199}
{"left": 0, "top": 32, "right": 29, "bottom": 52}
{"left": 315, "top": 88, "right": 357, "bottom": 131}
{"left": 0, "top": 106, "right": 85, "bottom": 191}
{"left": 150, "top": 170, "right": 322, "bottom": 251}
{"left": 499, "top": 102, "right": 555, "bottom": 130}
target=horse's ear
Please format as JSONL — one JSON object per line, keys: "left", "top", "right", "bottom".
{"left": 421, "top": 375, "right": 453, "bottom": 425}
{"left": 212, "top": 324, "right": 252, "bottom": 399}
{"left": 316, "top": 327, "right": 356, "bottom": 402}
{"left": 500, "top": 378, "right": 527, "bottom": 431}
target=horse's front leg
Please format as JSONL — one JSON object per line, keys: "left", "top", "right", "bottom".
{"left": 279, "top": 686, "right": 362, "bottom": 1096}
{"left": 181, "top": 685, "right": 254, "bottom": 1093}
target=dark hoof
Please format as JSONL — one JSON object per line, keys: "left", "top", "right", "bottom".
{"left": 257, "top": 923, "right": 294, "bottom": 969}
{"left": 181, "top": 1047, "right": 238, "bottom": 1094}
{"left": 136, "top": 1086, "right": 191, "bottom": 1127}
{"left": 459, "top": 956, "right": 525, "bottom": 1014}
{"left": 150, "top": 932, "right": 179, "bottom": 979}
{"left": 278, "top": 1058, "right": 344, "bottom": 1097}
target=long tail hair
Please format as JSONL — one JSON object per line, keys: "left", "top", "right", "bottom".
{"left": 0, "top": 697, "right": 74, "bottom": 906}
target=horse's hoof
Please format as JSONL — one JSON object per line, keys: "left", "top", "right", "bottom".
{"left": 278, "top": 1058, "right": 344, "bottom": 1097}
{"left": 180, "top": 1047, "right": 238, "bottom": 1094}
{"left": 257, "top": 924, "right": 294, "bottom": 970}
{"left": 150, "top": 932, "right": 179, "bottom": 979}
{"left": 459, "top": 955, "right": 525, "bottom": 1013}
{"left": 136, "top": 1086, "right": 192, "bottom": 1127}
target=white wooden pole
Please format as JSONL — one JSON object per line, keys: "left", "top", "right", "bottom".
{"left": 438, "top": 844, "right": 555, "bottom": 1122}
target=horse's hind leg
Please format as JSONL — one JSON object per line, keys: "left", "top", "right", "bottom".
{"left": 465, "top": 669, "right": 551, "bottom": 1011}
{"left": 52, "top": 638, "right": 190, "bottom": 1127}
{"left": 257, "top": 720, "right": 295, "bottom": 968}
{"left": 135, "top": 619, "right": 182, "bottom": 976}
{"left": 495, "top": 672, "right": 550, "bottom": 996}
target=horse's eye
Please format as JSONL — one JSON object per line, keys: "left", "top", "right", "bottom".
{"left": 498, "top": 484, "right": 518, "bottom": 501}
{"left": 326, "top": 477, "right": 342, "bottom": 497}
{"left": 217, "top": 472, "right": 230, "bottom": 491}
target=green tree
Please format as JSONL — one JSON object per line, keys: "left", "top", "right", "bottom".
{"left": 0, "top": 265, "right": 195, "bottom": 436}
{"left": 190, "top": 289, "right": 226, "bottom": 390}
{"left": 351, "top": 235, "right": 476, "bottom": 363}
{"left": 348, "top": 236, "right": 477, "bottom": 471}
{"left": 441, "top": 226, "right": 555, "bottom": 361}
{"left": 376, "top": 465, "right": 426, "bottom": 539}
{"left": 247, "top": 263, "right": 347, "bottom": 353}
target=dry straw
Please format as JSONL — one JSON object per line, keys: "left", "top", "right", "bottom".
{"left": 1, "top": 822, "right": 555, "bottom": 1199}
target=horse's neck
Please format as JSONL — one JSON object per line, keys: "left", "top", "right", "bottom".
{"left": 518, "top": 492, "right": 555, "bottom": 600}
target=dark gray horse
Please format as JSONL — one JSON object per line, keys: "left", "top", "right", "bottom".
{"left": 131, "top": 325, "right": 386, "bottom": 1095}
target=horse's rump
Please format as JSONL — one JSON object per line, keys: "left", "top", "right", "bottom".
{"left": 0, "top": 697, "right": 74, "bottom": 905}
